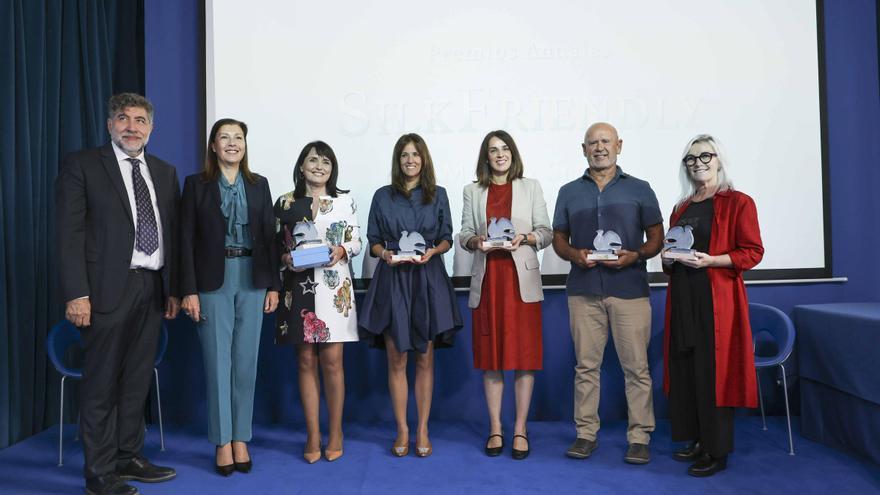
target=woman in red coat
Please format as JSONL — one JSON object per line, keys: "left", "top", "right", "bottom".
{"left": 661, "top": 134, "right": 763, "bottom": 477}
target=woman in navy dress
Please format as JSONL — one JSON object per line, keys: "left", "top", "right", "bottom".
{"left": 359, "top": 133, "right": 462, "bottom": 458}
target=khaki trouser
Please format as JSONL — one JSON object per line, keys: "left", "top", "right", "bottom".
{"left": 568, "top": 295, "right": 655, "bottom": 444}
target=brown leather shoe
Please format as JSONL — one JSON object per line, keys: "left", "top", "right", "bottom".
{"left": 565, "top": 437, "right": 598, "bottom": 459}
{"left": 392, "top": 433, "right": 409, "bottom": 457}
{"left": 624, "top": 443, "right": 650, "bottom": 464}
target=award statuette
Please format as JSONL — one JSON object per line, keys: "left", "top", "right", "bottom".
{"left": 482, "top": 217, "right": 516, "bottom": 248}
{"left": 662, "top": 225, "right": 697, "bottom": 260}
{"left": 391, "top": 230, "right": 427, "bottom": 262}
{"left": 587, "top": 229, "right": 622, "bottom": 260}
{"left": 291, "top": 220, "right": 331, "bottom": 269}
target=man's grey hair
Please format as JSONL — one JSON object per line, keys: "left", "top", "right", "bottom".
{"left": 107, "top": 93, "right": 154, "bottom": 122}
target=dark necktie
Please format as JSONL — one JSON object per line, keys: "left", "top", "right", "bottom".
{"left": 127, "top": 158, "right": 159, "bottom": 255}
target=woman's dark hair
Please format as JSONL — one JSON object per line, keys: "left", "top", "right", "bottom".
{"left": 474, "top": 130, "right": 525, "bottom": 187}
{"left": 391, "top": 133, "right": 436, "bottom": 204}
{"left": 293, "top": 140, "right": 349, "bottom": 199}
{"left": 201, "top": 118, "right": 257, "bottom": 184}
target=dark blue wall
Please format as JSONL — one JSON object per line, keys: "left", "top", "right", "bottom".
{"left": 144, "top": 1, "right": 880, "bottom": 430}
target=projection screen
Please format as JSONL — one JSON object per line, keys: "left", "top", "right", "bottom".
{"left": 206, "top": 0, "right": 830, "bottom": 286}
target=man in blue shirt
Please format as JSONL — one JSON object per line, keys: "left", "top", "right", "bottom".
{"left": 552, "top": 122, "right": 663, "bottom": 464}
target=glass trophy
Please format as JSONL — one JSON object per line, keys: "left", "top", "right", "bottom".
{"left": 587, "top": 229, "right": 622, "bottom": 260}
{"left": 392, "top": 230, "right": 427, "bottom": 262}
{"left": 662, "top": 225, "right": 697, "bottom": 260}
{"left": 291, "top": 220, "right": 331, "bottom": 269}
{"left": 482, "top": 217, "right": 516, "bottom": 248}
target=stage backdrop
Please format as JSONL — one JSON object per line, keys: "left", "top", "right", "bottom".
{"left": 143, "top": 0, "right": 880, "bottom": 430}
{"left": 0, "top": 0, "right": 144, "bottom": 450}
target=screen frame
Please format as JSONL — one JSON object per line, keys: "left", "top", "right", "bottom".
{"left": 202, "top": 0, "right": 833, "bottom": 290}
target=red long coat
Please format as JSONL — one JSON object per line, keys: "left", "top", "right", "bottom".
{"left": 663, "top": 189, "right": 764, "bottom": 408}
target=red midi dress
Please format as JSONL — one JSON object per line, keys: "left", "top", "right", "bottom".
{"left": 472, "top": 182, "right": 543, "bottom": 370}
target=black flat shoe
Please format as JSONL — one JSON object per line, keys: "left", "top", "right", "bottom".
{"left": 688, "top": 453, "right": 727, "bottom": 477}
{"left": 215, "top": 463, "right": 234, "bottom": 477}
{"left": 485, "top": 434, "right": 504, "bottom": 457}
{"left": 511, "top": 434, "right": 529, "bottom": 460}
{"left": 234, "top": 459, "right": 252, "bottom": 473}
{"left": 673, "top": 441, "right": 702, "bottom": 462}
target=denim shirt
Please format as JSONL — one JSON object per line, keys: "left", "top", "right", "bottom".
{"left": 552, "top": 166, "right": 662, "bottom": 299}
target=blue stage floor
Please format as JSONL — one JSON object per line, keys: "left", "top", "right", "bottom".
{"left": 1, "top": 418, "right": 877, "bottom": 494}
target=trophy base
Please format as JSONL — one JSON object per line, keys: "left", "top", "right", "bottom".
{"left": 588, "top": 251, "right": 618, "bottom": 261}
{"left": 292, "top": 246, "right": 331, "bottom": 269}
{"left": 482, "top": 240, "right": 512, "bottom": 249}
{"left": 662, "top": 248, "right": 697, "bottom": 260}
{"left": 392, "top": 254, "right": 422, "bottom": 262}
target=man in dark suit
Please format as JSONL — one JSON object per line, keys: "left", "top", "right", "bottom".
{"left": 56, "top": 93, "right": 180, "bottom": 495}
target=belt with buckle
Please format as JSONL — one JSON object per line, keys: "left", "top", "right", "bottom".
{"left": 130, "top": 267, "right": 159, "bottom": 274}
{"left": 225, "top": 247, "right": 253, "bottom": 258}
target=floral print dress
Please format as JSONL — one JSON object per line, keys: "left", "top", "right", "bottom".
{"left": 274, "top": 192, "right": 361, "bottom": 344}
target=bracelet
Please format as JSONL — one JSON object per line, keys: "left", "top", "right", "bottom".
{"left": 380, "top": 248, "right": 388, "bottom": 260}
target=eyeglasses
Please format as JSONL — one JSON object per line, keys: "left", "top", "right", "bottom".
{"left": 682, "top": 152, "right": 717, "bottom": 167}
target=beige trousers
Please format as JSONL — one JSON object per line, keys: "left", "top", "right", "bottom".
{"left": 568, "top": 295, "right": 655, "bottom": 444}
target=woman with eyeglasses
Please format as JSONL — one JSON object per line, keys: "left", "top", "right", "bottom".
{"left": 274, "top": 141, "right": 361, "bottom": 464}
{"left": 661, "top": 134, "right": 764, "bottom": 477}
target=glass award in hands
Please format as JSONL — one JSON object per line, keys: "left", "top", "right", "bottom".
{"left": 587, "top": 229, "right": 622, "bottom": 260}
{"left": 662, "top": 225, "right": 696, "bottom": 260}
{"left": 291, "top": 220, "right": 331, "bottom": 269}
{"left": 483, "top": 217, "right": 516, "bottom": 248}
{"left": 392, "top": 230, "right": 426, "bottom": 262}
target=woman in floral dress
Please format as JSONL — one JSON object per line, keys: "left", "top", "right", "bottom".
{"left": 275, "top": 141, "right": 361, "bottom": 463}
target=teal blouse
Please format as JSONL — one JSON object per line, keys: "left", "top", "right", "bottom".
{"left": 219, "top": 172, "right": 252, "bottom": 248}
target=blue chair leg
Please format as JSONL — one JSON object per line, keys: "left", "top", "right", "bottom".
{"left": 58, "top": 375, "right": 65, "bottom": 467}
{"left": 154, "top": 368, "right": 165, "bottom": 451}
{"left": 780, "top": 363, "right": 795, "bottom": 455}
{"left": 756, "top": 369, "right": 767, "bottom": 430}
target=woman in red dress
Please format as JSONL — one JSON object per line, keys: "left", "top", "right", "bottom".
{"left": 460, "top": 130, "right": 552, "bottom": 459}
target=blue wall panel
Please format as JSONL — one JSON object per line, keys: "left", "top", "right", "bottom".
{"left": 145, "top": 0, "right": 880, "bottom": 429}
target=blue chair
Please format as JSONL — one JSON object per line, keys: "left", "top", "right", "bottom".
{"left": 749, "top": 303, "right": 796, "bottom": 455}
{"left": 47, "top": 321, "right": 169, "bottom": 466}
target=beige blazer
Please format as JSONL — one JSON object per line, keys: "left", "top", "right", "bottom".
{"left": 459, "top": 177, "right": 552, "bottom": 308}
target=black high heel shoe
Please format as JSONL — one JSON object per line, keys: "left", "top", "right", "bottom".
{"left": 215, "top": 463, "right": 234, "bottom": 477}
{"left": 485, "top": 434, "right": 504, "bottom": 457}
{"left": 215, "top": 447, "right": 234, "bottom": 477}
{"left": 511, "top": 434, "right": 530, "bottom": 460}
{"left": 233, "top": 442, "right": 253, "bottom": 473}
{"left": 234, "top": 459, "right": 252, "bottom": 473}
